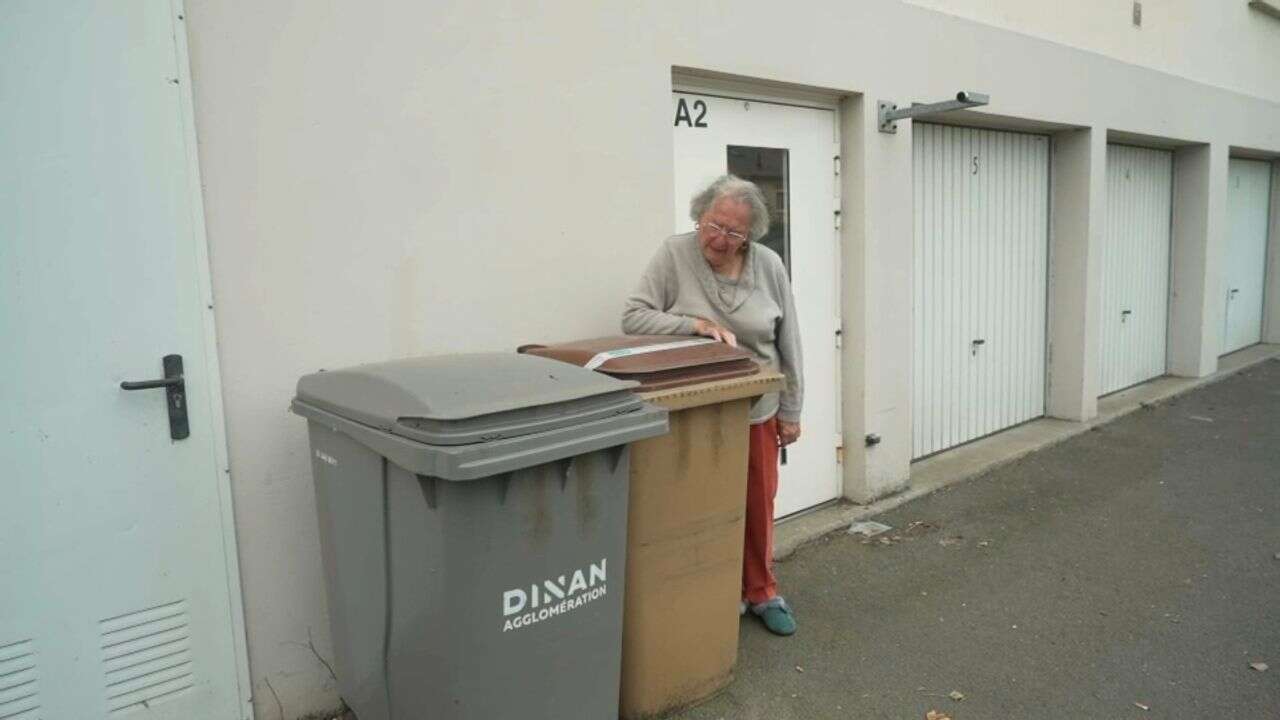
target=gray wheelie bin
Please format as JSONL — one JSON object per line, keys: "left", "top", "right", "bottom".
{"left": 290, "top": 353, "right": 669, "bottom": 720}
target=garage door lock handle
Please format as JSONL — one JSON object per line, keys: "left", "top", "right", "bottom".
{"left": 1121, "top": 310, "right": 1132, "bottom": 322}
{"left": 120, "top": 354, "right": 190, "bottom": 440}
{"left": 120, "top": 376, "right": 182, "bottom": 390}
{"left": 970, "top": 338, "right": 986, "bottom": 356}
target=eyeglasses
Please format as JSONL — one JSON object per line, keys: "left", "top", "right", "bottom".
{"left": 697, "top": 221, "right": 749, "bottom": 244}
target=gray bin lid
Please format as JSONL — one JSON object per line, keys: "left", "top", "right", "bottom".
{"left": 293, "top": 353, "right": 645, "bottom": 446}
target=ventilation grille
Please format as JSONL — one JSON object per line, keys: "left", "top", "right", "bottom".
{"left": 100, "top": 600, "right": 193, "bottom": 714}
{"left": 0, "top": 638, "right": 40, "bottom": 720}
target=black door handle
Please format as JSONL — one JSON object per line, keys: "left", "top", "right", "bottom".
{"left": 120, "top": 377, "right": 182, "bottom": 391}
{"left": 120, "top": 354, "right": 189, "bottom": 440}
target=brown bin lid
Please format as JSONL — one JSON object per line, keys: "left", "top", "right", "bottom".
{"left": 518, "top": 335, "right": 760, "bottom": 391}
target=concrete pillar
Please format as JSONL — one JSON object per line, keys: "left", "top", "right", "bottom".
{"left": 1263, "top": 161, "right": 1280, "bottom": 343}
{"left": 837, "top": 94, "right": 912, "bottom": 504}
{"left": 1167, "top": 143, "right": 1229, "bottom": 377}
{"left": 1045, "top": 128, "right": 1105, "bottom": 421}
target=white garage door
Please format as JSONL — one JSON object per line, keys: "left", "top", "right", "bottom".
{"left": 1099, "top": 145, "right": 1174, "bottom": 395}
{"left": 1222, "top": 158, "right": 1273, "bottom": 355}
{"left": 912, "top": 124, "right": 1050, "bottom": 459}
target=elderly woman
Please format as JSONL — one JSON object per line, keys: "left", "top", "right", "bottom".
{"left": 621, "top": 174, "right": 803, "bottom": 637}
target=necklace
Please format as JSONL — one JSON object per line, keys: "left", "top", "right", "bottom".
{"left": 714, "top": 271, "right": 742, "bottom": 306}
{"left": 710, "top": 248, "right": 747, "bottom": 307}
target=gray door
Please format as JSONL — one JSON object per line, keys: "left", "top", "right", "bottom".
{"left": 0, "top": 3, "right": 250, "bottom": 718}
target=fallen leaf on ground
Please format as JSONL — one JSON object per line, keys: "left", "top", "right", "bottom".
{"left": 904, "top": 520, "right": 940, "bottom": 536}
{"left": 795, "top": 665, "right": 804, "bottom": 673}
{"left": 1250, "top": 662, "right": 1268, "bottom": 672}
{"left": 1134, "top": 702, "right": 1150, "bottom": 711}
{"left": 978, "top": 540, "right": 991, "bottom": 548}
{"left": 949, "top": 690, "right": 965, "bottom": 701}
{"left": 939, "top": 536, "right": 964, "bottom": 546}
{"left": 926, "top": 711, "right": 952, "bottom": 720}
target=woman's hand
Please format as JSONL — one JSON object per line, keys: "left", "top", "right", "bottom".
{"left": 778, "top": 421, "right": 801, "bottom": 447}
{"left": 692, "top": 318, "right": 738, "bottom": 348}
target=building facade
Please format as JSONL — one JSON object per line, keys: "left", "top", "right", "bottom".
{"left": 4, "top": 1, "right": 1279, "bottom": 718}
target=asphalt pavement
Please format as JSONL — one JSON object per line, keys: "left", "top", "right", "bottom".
{"left": 674, "top": 358, "right": 1280, "bottom": 720}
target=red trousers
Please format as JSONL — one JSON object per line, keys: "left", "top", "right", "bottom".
{"left": 742, "top": 417, "right": 779, "bottom": 605}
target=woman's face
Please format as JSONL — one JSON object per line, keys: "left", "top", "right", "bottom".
{"left": 697, "top": 196, "right": 753, "bottom": 271}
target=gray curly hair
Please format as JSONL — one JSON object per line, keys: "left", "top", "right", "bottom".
{"left": 689, "top": 174, "right": 771, "bottom": 242}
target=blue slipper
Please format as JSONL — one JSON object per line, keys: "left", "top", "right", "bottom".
{"left": 751, "top": 597, "right": 797, "bottom": 636}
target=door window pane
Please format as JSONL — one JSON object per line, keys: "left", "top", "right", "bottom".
{"left": 727, "top": 145, "right": 790, "bottom": 275}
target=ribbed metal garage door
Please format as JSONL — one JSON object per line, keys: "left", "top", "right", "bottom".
{"left": 1099, "top": 145, "right": 1173, "bottom": 395}
{"left": 1222, "top": 158, "right": 1273, "bottom": 354}
{"left": 912, "top": 124, "right": 1050, "bottom": 459}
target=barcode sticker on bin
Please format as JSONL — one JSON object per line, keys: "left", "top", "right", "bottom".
{"left": 583, "top": 338, "right": 718, "bottom": 371}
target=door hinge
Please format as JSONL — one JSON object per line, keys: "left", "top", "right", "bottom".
{"left": 835, "top": 321, "right": 843, "bottom": 349}
{"left": 833, "top": 154, "right": 841, "bottom": 177}
{"left": 836, "top": 434, "right": 845, "bottom": 465}
{"left": 834, "top": 209, "right": 842, "bottom": 231}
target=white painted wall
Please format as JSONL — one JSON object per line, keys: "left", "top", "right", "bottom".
{"left": 1046, "top": 128, "right": 1106, "bottom": 421}
{"left": 182, "top": 1, "right": 1280, "bottom": 716}
{"left": 901, "top": 0, "right": 1280, "bottom": 103}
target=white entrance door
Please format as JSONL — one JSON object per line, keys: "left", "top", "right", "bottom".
{"left": 1099, "top": 145, "right": 1174, "bottom": 395}
{"left": 671, "top": 91, "right": 841, "bottom": 519}
{"left": 911, "top": 124, "right": 1050, "bottom": 459}
{"left": 0, "top": 3, "right": 249, "bottom": 719}
{"left": 1222, "top": 158, "right": 1273, "bottom": 355}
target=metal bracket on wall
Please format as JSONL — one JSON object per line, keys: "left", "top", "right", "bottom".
{"left": 878, "top": 92, "right": 990, "bottom": 133}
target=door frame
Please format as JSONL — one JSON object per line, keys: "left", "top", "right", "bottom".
{"left": 671, "top": 73, "right": 845, "bottom": 518}
{"left": 167, "top": 0, "right": 253, "bottom": 713}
